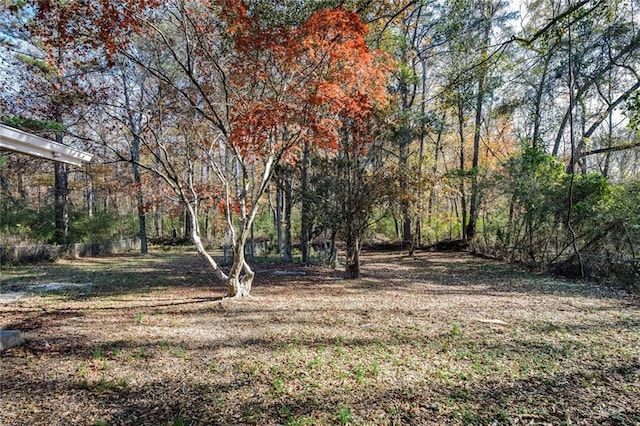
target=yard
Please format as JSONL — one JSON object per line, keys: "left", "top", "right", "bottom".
{"left": 1, "top": 250, "right": 639, "bottom": 425}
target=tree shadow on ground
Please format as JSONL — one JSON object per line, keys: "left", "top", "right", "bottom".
{"left": 2, "top": 250, "right": 639, "bottom": 425}
{"left": 2, "top": 332, "right": 638, "bottom": 425}
{"left": 2, "top": 249, "right": 637, "bottom": 305}
{"left": 352, "top": 250, "right": 640, "bottom": 304}
{"left": 0, "top": 251, "right": 224, "bottom": 299}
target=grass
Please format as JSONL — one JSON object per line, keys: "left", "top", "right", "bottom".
{"left": 1, "top": 249, "right": 639, "bottom": 425}
{"left": 134, "top": 313, "right": 145, "bottom": 324}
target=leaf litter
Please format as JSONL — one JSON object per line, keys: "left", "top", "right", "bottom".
{"left": 1, "top": 250, "right": 639, "bottom": 425}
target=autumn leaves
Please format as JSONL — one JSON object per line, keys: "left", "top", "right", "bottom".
{"left": 222, "top": 3, "right": 391, "bottom": 162}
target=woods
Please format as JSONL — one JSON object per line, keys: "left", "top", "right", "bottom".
{"left": 1, "top": 0, "right": 640, "bottom": 292}
{"left": 2, "top": 2, "right": 640, "bottom": 424}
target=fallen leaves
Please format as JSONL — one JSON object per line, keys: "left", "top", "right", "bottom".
{"left": 1, "top": 250, "right": 639, "bottom": 425}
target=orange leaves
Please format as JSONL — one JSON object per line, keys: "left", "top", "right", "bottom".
{"left": 308, "top": 118, "right": 340, "bottom": 151}
{"left": 30, "top": 0, "right": 161, "bottom": 65}
{"left": 229, "top": 99, "right": 299, "bottom": 158}
{"left": 217, "top": 2, "right": 393, "bottom": 163}
{"left": 216, "top": 197, "right": 251, "bottom": 216}
{"left": 298, "top": 7, "right": 392, "bottom": 137}
{"left": 299, "top": 7, "right": 370, "bottom": 62}
{"left": 221, "top": 0, "right": 292, "bottom": 55}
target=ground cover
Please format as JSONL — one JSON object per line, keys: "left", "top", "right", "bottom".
{"left": 1, "top": 250, "right": 639, "bottom": 425}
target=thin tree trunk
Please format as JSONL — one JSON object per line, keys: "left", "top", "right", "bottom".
{"left": 190, "top": 217, "right": 225, "bottom": 276}
{"left": 131, "top": 135, "right": 148, "bottom": 254}
{"left": 457, "top": 99, "right": 467, "bottom": 241}
{"left": 400, "top": 123, "right": 412, "bottom": 248}
{"left": 466, "top": 0, "right": 491, "bottom": 242}
{"left": 86, "top": 180, "right": 95, "bottom": 218}
{"left": 532, "top": 54, "right": 552, "bottom": 150}
{"left": 565, "top": 8, "right": 585, "bottom": 278}
{"left": 300, "top": 141, "right": 311, "bottom": 265}
{"left": 53, "top": 158, "right": 68, "bottom": 244}
{"left": 283, "top": 169, "right": 293, "bottom": 262}
{"left": 154, "top": 206, "right": 163, "bottom": 237}
{"left": 276, "top": 182, "right": 283, "bottom": 254}
{"left": 344, "top": 225, "right": 360, "bottom": 279}
{"left": 416, "top": 58, "right": 429, "bottom": 248}
{"left": 466, "top": 76, "right": 483, "bottom": 241}
{"left": 427, "top": 114, "right": 445, "bottom": 236}
{"left": 184, "top": 208, "right": 193, "bottom": 240}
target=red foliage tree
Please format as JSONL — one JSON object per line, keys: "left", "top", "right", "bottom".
{"left": 7, "top": 0, "right": 391, "bottom": 296}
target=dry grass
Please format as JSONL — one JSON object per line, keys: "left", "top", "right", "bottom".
{"left": 1, "top": 250, "right": 639, "bottom": 425}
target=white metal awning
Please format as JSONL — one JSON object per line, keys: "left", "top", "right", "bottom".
{"left": 0, "top": 123, "right": 93, "bottom": 166}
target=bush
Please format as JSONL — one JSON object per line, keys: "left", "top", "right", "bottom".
{"left": 0, "top": 202, "right": 125, "bottom": 245}
{"left": 484, "top": 148, "right": 640, "bottom": 288}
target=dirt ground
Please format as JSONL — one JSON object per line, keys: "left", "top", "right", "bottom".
{"left": 1, "top": 250, "right": 639, "bottom": 425}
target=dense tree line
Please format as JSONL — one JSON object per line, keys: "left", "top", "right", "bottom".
{"left": 1, "top": 0, "right": 639, "bottom": 294}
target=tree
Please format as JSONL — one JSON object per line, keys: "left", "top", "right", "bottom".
{"left": 88, "top": 60, "right": 155, "bottom": 254}
{"left": 1, "top": 0, "right": 156, "bottom": 243}
{"left": 112, "top": 1, "right": 390, "bottom": 295}
{"left": 321, "top": 118, "right": 395, "bottom": 278}
{"left": 118, "top": 64, "right": 151, "bottom": 254}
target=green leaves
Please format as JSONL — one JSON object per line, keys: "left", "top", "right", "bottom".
{"left": 2, "top": 115, "right": 64, "bottom": 133}
{"left": 14, "top": 54, "right": 57, "bottom": 78}
{"left": 624, "top": 90, "right": 640, "bottom": 132}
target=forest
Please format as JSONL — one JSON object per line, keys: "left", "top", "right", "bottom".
{"left": 1, "top": 0, "right": 639, "bottom": 294}
{"left": 2, "top": 2, "right": 640, "bottom": 425}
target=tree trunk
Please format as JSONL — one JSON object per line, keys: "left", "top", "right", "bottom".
{"left": 532, "top": 54, "right": 551, "bottom": 150}
{"left": 300, "top": 141, "right": 311, "bottom": 265}
{"left": 457, "top": 98, "right": 468, "bottom": 241}
{"left": 184, "top": 208, "right": 193, "bottom": 240}
{"left": 283, "top": 169, "right": 293, "bottom": 262}
{"left": 53, "top": 160, "right": 68, "bottom": 244}
{"left": 226, "top": 245, "right": 254, "bottom": 297}
{"left": 344, "top": 229, "right": 360, "bottom": 279}
{"left": 416, "top": 58, "right": 428, "bottom": 248}
{"left": 393, "top": 214, "right": 400, "bottom": 240}
{"left": 154, "top": 206, "right": 163, "bottom": 237}
{"left": 131, "top": 135, "right": 148, "bottom": 254}
{"left": 402, "top": 208, "right": 413, "bottom": 249}
{"left": 466, "top": 81, "right": 483, "bottom": 241}
{"left": 399, "top": 122, "right": 413, "bottom": 248}
{"left": 86, "top": 177, "right": 95, "bottom": 218}
{"left": 187, "top": 203, "right": 245, "bottom": 296}
{"left": 466, "top": 0, "right": 491, "bottom": 242}
{"left": 328, "top": 229, "right": 338, "bottom": 266}
{"left": 275, "top": 181, "right": 283, "bottom": 254}
{"left": 249, "top": 223, "right": 255, "bottom": 261}
{"left": 122, "top": 67, "right": 149, "bottom": 254}
{"left": 427, "top": 113, "right": 445, "bottom": 241}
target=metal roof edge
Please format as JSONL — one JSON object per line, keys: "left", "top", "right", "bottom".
{"left": 0, "top": 123, "right": 93, "bottom": 166}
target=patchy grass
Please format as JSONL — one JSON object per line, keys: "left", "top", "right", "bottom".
{"left": 1, "top": 250, "right": 639, "bottom": 425}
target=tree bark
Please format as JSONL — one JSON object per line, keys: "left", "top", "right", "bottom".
{"left": 466, "top": 0, "right": 492, "bottom": 242}
{"left": 131, "top": 134, "right": 148, "bottom": 254}
{"left": 184, "top": 208, "right": 193, "bottom": 240}
{"left": 276, "top": 181, "right": 283, "bottom": 254}
{"left": 300, "top": 141, "right": 311, "bottom": 265}
{"left": 344, "top": 228, "right": 360, "bottom": 279}
{"left": 53, "top": 159, "right": 68, "bottom": 244}
{"left": 227, "top": 245, "right": 254, "bottom": 297}
{"left": 457, "top": 98, "right": 468, "bottom": 241}
{"left": 283, "top": 169, "right": 293, "bottom": 262}
{"left": 399, "top": 119, "right": 413, "bottom": 248}
{"left": 122, "top": 67, "right": 149, "bottom": 255}
{"left": 532, "top": 54, "right": 552, "bottom": 150}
